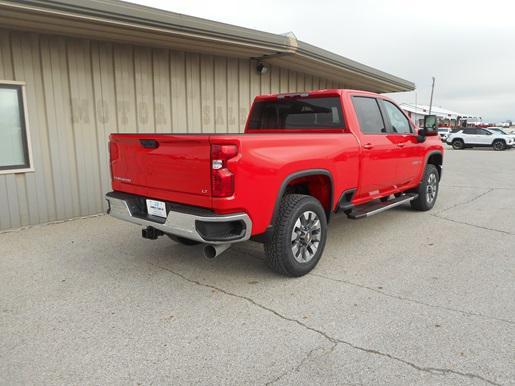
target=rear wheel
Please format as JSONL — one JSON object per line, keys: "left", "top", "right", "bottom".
{"left": 264, "top": 194, "right": 327, "bottom": 277}
{"left": 452, "top": 139, "right": 464, "bottom": 150}
{"left": 411, "top": 164, "right": 439, "bottom": 211}
{"left": 493, "top": 140, "right": 506, "bottom": 151}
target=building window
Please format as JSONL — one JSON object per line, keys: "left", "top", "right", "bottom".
{"left": 0, "top": 82, "right": 32, "bottom": 174}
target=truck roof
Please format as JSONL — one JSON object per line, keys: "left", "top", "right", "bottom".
{"left": 254, "top": 89, "right": 382, "bottom": 101}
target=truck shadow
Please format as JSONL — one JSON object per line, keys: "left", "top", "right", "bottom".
{"left": 130, "top": 236, "right": 278, "bottom": 280}
{"left": 125, "top": 202, "right": 423, "bottom": 281}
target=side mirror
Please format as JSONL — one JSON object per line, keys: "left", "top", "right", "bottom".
{"left": 423, "top": 115, "right": 438, "bottom": 136}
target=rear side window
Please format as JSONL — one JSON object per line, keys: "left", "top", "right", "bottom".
{"left": 463, "top": 128, "right": 476, "bottom": 135}
{"left": 352, "top": 96, "right": 386, "bottom": 134}
{"left": 248, "top": 97, "right": 344, "bottom": 130}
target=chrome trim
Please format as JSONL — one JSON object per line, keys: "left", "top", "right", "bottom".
{"left": 364, "top": 195, "right": 417, "bottom": 217}
{"left": 106, "top": 195, "right": 252, "bottom": 244}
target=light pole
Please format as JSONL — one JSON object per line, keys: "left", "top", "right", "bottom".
{"left": 428, "top": 76, "right": 435, "bottom": 115}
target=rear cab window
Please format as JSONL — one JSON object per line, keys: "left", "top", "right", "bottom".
{"left": 247, "top": 96, "right": 345, "bottom": 130}
{"left": 351, "top": 96, "right": 386, "bottom": 134}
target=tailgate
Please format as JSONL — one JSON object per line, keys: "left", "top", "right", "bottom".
{"left": 110, "top": 134, "right": 212, "bottom": 205}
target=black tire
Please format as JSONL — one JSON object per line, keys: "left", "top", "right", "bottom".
{"left": 492, "top": 140, "right": 506, "bottom": 151}
{"left": 410, "top": 164, "right": 439, "bottom": 211}
{"left": 167, "top": 234, "right": 201, "bottom": 245}
{"left": 264, "top": 194, "right": 327, "bottom": 277}
{"left": 452, "top": 139, "right": 464, "bottom": 150}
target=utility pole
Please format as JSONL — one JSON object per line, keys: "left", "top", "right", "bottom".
{"left": 428, "top": 76, "right": 435, "bottom": 114}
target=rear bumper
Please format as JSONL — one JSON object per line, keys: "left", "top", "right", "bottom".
{"left": 105, "top": 191, "right": 252, "bottom": 244}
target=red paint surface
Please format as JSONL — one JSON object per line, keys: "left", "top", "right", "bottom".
{"left": 109, "top": 89, "right": 443, "bottom": 235}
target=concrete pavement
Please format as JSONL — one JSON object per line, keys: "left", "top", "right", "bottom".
{"left": 1, "top": 148, "right": 514, "bottom": 385}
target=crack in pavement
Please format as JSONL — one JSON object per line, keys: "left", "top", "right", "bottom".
{"left": 266, "top": 344, "right": 335, "bottom": 385}
{"left": 147, "top": 261, "right": 501, "bottom": 386}
{"left": 237, "top": 249, "right": 515, "bottom": 326}
{"left": 430, "top": 187, "right": 515, "bottom": 236}
{"left": 435, "top": 188, "right": 494, "bottom": 214}
{"left": 430, "top": 213, "right": 514, "bottom": 236}
{"left": 445, "top": 185, "right": 515, "bottom": 192}
{"left": 311, "top": 272, "right": 515, "bottom": 326}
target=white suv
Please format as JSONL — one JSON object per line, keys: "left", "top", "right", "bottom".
{"left": 446, "top": 128, "right": 514, "bottom": 150}
{"left": 438, "top": 128, "right": 450, "bottom": 141}
{"left": 487, "top": 127, "right": 515, "bottom": 142}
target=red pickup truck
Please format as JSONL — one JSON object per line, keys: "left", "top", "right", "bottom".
{"left": 106, "top": 89, "right": 443, "bottom": 276}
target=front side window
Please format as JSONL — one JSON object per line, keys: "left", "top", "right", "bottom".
{"left": 352, "top": 96, "right": 386, "bottom": 134}
{"left": 248, "top": 97, "right": 344, "bottom": 130}
{"left": 0, "top": 83, "right": 31, "bottom": 172}
{"left": 382, "top": 100, "right": 412, "bottom": 133}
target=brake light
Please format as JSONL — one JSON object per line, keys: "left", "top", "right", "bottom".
{"left": 211, "top": 144, "right": 238, "bottom": 197}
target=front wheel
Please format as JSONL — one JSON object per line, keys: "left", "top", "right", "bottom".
{"left": 264, "top": 194, "right": 327, "bottom": 277}
{"left": 411, "top": 164, "right": 439, "bottom": 211}
{"left": 493, "top": 140, "right": 506, "bottom": 151}
{"left": 452, "top": 139, "right": 464, "bottom": 150}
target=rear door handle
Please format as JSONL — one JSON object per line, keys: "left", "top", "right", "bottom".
{"left": 397, "top": 143, "right": 405, "bottom": 147}
{"left": 363, "top": 143, "right": 373, "bottom": 150}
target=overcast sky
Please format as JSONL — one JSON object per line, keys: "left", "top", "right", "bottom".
{"left": 129, "top": 0, "right": 514, "bottom": 122}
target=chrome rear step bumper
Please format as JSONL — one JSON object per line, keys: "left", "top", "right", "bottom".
{"left": 105, "top": 192, "right": 252, "bottom": 244}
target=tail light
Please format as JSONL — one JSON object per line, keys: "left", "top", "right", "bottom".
{"left": 211, "top": 144, "right": 238, "bottom": 197}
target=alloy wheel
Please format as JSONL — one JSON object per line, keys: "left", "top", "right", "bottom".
{"left": 452, "top": 140, "right": 463, "bottom": 150}
{"left": 493, "top": 141, "right": 504, "bottom": 151}
{"left": 291, "top": 210, "right": 322, "bottom": 263}
{"left": 426, "top": 173, "right": 438, "bottom": 204}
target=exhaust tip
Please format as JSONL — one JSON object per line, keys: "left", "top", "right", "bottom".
{"left": 203, "top": 243, "right": 231, "bottom": 259}
{"left": 204, "top": 245, "right": 217, "bottom": 259}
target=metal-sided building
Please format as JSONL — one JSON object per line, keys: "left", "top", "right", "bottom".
{"left": 0, "top": 0, "right": 414, "bottom": 231}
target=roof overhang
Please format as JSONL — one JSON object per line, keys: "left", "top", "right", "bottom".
{"left": 0, "top": 0, "right": 415, "bottom": 93}
{"left": 400, "top": 103, "right": 471, "bottom": 119}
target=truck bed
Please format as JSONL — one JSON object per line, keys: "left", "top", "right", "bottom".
{"left": 109, "top": 132, "right": 361, "bottom": 233}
